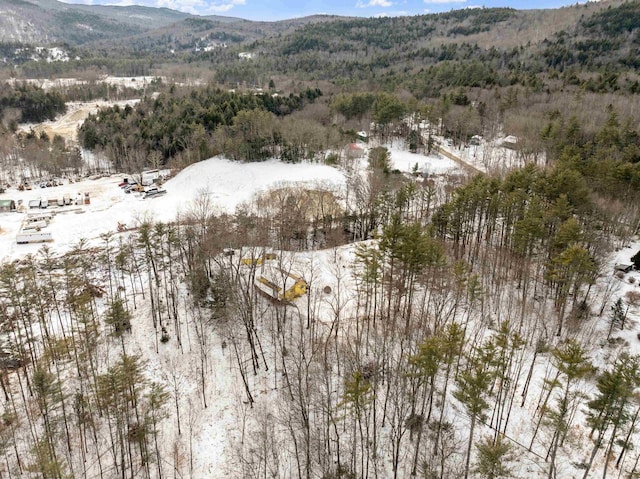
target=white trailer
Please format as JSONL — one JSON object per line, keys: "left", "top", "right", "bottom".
{"left": 16, "top": 231, "right": 53, "bottom": 244}
{"left": 22, "top": 221, "right": 48, "bottom": 231}
{"left": 26, "top": 212, "right": 53, "bottom": 224}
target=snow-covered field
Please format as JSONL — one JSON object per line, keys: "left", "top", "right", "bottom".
{"left": 0, "top": 157, "right": 346, "bottom": 262}
{"left": 7, "top": 75, "right": 166, "bottom": 91}
{"left": 386, "top": 145, "right": 459, "bottom": 174}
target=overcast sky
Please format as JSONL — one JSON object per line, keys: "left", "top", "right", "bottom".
{"left": 57, "top": 0, "right": 602, "bottom": 21}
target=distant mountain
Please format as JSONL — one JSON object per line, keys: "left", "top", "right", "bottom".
{"left": 74, "top": 13, "right": 344, "bottom": 59}
{"left": 0, "top": 0, "right": 344, "bottom": 54}
{"left": 0, "top": 0, "right": 193, "bottom": 44}
{"left": 1, "top": 0, "right": 635, "bottom": 93}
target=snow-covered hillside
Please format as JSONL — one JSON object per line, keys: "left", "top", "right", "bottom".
{"left": 0, "top": 156, "right": 347, "bottom": 262}
{"left": 1, "top": 146, "right": 639, "bottom": 479}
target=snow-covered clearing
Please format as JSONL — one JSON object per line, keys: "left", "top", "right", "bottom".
{"left": 0, "top": 157, "right": 346, "bottom": 261}
{"left": 7, "top": 76, "right": 167, "bottom": 91}
{"left": 386, "top": 145, "right": 459, "bottom": 175}
{"left": 436, "top": 135, "right": 547, "bottom": 175}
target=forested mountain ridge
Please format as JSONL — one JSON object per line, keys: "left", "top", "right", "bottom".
{"left": 0, "top": 0, "right": 343, "bottom": 51}
{"left": 215, "top": 0, "right": 638, "bottom": 92}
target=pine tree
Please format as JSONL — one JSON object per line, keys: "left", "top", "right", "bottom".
{"left": 546, "top": 244, "right": 597, "bottom": 336}
{"left": 454, "top": 340, "right": 495, "bottom": 479}
{"left": 407, "top": 334, "right": 443, "bottom": 475}
{"left": 105, "top": 298, "right": 132, "bottom": 337}
{"left": 473, "top": 434, "right": 514, "bottom": 479}
{"left": 582, "top": 354, "right": 640, "bottom": 479}
{"left": 544, "top": 340, "right": 592, "bottom": 479}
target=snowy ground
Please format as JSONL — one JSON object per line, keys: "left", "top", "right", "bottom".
{"left": 0, "top": 153, "right": 351, "bottom": 479}
{"left": 7, "top": 76, "right": 165, "bottom": 91}
{"left": 0, "top": 157, "right": 346, "bottom": 262}
{"left": 598, "top": 243, "right": 640, "bottom": 355}
{"left": 2, "top": 124, "right": 633, "bottom": 479}
{"left": 346, "top": 141, "right": 462, "bottom": 176}
{"left": 436, "top": 135, "right": 546, "bottom": 175}
{"left": 1, "top": 147, "right": 639, "bottom": 478}
{"left": 386, "top": 145, "right": 459, "bottom": 175}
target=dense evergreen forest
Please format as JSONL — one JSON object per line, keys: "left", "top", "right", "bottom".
{"left": 0, "top": 84, "right": 66, "bottom": 126}
{"left": 78, "top": 87, "right": 325, "bottom": 166}
{"left": 3, "top": 2, "right": 640, "bottom": 479}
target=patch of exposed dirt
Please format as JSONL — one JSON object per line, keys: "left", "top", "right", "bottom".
{"left": 20, "top": 99, "right": 139, "bottom": 143}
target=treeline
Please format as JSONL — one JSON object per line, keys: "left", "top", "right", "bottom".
{"left": 280, "top": 16, "right": 438, "bottom": 55}
{"left": 0, "top": 42, "right": 36, "bottom": 65}
{"left": 0, "top": 129, "right": 83, "bottom": 184}
{"left": 78, "top": 86, "right": 328, "bottom": 168}
{"left": 541, "top": 107, "right": 640, "bottom": 196}
{"left": 446, "top": 8, "right": 515, "bottom": 36}
{"left": 50, "top": 79, "right": 163, "bottom": 103}
{"left": 0, "top": 83, "right": 66, "bottom": 125}
{"left": 279, "top": 8, "right": 515, "bottom": 56}
{"left": 200, "top": 3, "right": 640, "bottom": 99}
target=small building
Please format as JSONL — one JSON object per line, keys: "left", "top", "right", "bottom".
{"left": 615, "top": 263, "right": 634, "bottom": 273}
{"left": 347, "top": 143, "right": 366, "bottom": 159}
{"left": 28, "top": 199, "right": 41, "bottom": 209}
{"left": 0, "top": 199, "right": 16, "bottom": 212}
{"left": 26, "top": 212, "right": 52, "bottom": 224}
{"left": 501, "top": 135, "right": 519, "bottom": 149}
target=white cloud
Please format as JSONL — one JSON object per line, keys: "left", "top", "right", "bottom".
{"left": 160, "top": 0, "right": 247, "bottom": 14}
{"left": 373, "top": 10, "right": 408, "bottom": 17}
{"left": 423, "top": 0, "right": 466, "bottom": 3}
{"left": 356, "top": 0, "right": 393, "bottom": 8}
{"left": 152, "top": 0, "right": 207, "bottom": 14}
{"left": 205, "top": 0, "right": 246, "bottom": 13}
